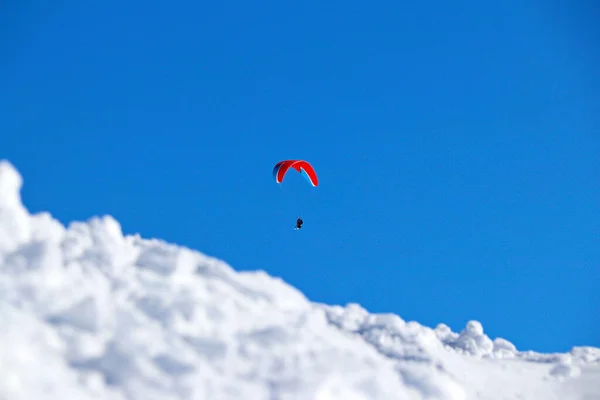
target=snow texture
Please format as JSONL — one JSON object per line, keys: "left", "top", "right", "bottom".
{"left": 0, "top": 159, "right": 598, "bottom": 400}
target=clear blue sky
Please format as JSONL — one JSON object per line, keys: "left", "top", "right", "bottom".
{"left": 2, "top": 0, "right": 598, "bottom": 353}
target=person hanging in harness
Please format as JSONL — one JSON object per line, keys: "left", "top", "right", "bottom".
{"left": 294, "top": 217, "right": 303, "bottom": 230}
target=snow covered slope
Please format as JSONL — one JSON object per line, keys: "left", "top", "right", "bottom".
{"left": 0, "top": 159, "right": 598, "bottom": 400}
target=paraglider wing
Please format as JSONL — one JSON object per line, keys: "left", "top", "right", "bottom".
{"left": 273, "top": 160, "right": 318, "bottom": 187}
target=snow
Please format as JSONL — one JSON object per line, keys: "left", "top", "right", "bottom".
{"left": 0, "top": 159, "right": 598, "bottom": 400}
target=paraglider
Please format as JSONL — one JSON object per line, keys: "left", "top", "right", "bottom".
{"left": 273, "top": 160, "right": 318, "bottom": 229}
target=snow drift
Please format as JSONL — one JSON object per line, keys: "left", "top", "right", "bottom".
{"left": 0, "top": 159, "right": 598, "bottom": 400}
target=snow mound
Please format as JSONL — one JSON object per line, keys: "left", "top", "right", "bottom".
{"left": 1, "top": 159, "right": 598, "bottom": 400}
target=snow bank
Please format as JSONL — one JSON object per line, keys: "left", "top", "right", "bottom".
{"left": 0, "top": 159, "right": 598, "bottom": 400}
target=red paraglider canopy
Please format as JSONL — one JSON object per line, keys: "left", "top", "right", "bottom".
{"left": 273, "top": 160, "right": 318, "bottom": 187}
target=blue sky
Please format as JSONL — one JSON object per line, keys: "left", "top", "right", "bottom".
{"left": 2, "top": 0, "right": 598, "bottom": 352}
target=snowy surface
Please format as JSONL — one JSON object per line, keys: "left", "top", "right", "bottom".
{"left": 0, "top": 159, "right": 598, "bottom": 400}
